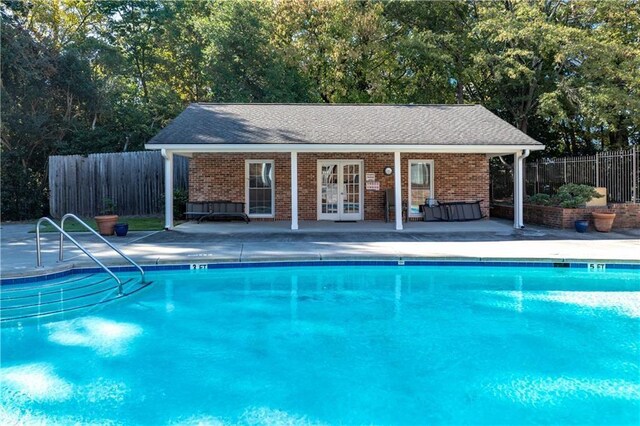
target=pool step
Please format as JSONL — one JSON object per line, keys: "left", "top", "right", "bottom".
{"left": 0, "top": 276, "right": 153, "bottom": 325}
{"left": 1, "top": 276, "right": 113, "bottom": 306}
{"left": 1, "top": 273, "right": 98, "bottom": 294}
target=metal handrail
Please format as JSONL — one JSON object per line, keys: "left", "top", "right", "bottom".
{"left": 60, "top": 213, "right": 145, "bottom": 284}
{"left": 36, "top": 217, "right": 124, "bottom": 295}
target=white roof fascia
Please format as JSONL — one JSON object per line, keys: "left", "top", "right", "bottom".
{"left": 145, "top": 143, "right": 544, "bottom": 154}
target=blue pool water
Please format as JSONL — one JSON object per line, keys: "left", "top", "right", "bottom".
{"left": 1, "top": 265, "right": 639, "bottom": 424}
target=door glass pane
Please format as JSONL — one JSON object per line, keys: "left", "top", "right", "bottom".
{"left": 321, "top": 164, "right": 338, "bottom": 214}
{"left": 410, "top": 162, "right": 431, "bottom": 215}
{"left": 248, "top": 162, "right": 273, "bottom": 215}
{"left": 342, "top": 163, "right": 360, "bottom": 214}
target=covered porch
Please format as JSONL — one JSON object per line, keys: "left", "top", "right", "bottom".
{"left": 160, "top": 148, "right": 530, "bottom": 232}
{"left": 172, "top": 218, "right": 516, "bottom": 235}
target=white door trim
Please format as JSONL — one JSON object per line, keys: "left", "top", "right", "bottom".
{"left": 407, "top": 159, "right": 435, "bottom": 218}
{"left": 317, "top": 159, "right": 364, "bottom": 221}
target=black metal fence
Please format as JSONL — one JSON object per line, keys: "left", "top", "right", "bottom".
{"left": 491, "top": 146, "right": 639, "bottom": 203}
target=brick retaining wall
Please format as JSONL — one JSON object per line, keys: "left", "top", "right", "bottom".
{"left": 491, "top": 203, "right": 640, "bottom": 229}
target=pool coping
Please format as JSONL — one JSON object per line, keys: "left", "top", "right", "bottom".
{"left": 2, "top": 257, "right": 639, "bottom": 285}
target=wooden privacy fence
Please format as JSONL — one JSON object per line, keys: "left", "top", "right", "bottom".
{"left": 491, "top": 146, "right": 639, "bottom": 203}
{"left": 49, "top": 151, "right": 189, "bottom": 218}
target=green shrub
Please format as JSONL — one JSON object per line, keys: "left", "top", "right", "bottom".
{"left": 160, "top": 188, "right": 189, "bottom": 219}
{"left": 527, "top": 193, "right": 552, "bottom": 206}
{"left": 99, "top": 198, "right": 118, "bottom": 215}
{"left": 528, "top": 184, "right": 603, "bottom": 208}
{"left": 552, "top": 183, "right": 602, "bottom": 208}
{"left": 173, "top": 188, "right": 189, "bottom": 219}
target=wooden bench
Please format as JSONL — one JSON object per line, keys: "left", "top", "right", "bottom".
{"left": 186, "top": 201, "right": 250, "bottom": 223}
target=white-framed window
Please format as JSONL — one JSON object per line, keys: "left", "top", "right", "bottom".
{"left": 245, "top": 160, "right": 275, "bottom": 217}
{"left": 408, "top": 159, "right": 434, "bottom": 217}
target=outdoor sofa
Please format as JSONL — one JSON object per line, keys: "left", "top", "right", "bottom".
{"left": 422, "top": 200, "right": 484, "bottom": 222}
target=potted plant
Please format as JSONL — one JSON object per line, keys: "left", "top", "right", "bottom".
{"left": 592, "top": 211, "right": 616, "bottom": 232}
{"left": 574, "top": 219, "right": 589, "bottom": 233}
{"left": 94, "top": 198, "right": 118, "bottom": 236}
{"left": 114, "top": 222, "right": 129, "bottom": 237}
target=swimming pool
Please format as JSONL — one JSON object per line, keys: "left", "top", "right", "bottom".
{"left": 2, "top": 264, "right": 639, "bottom": 424}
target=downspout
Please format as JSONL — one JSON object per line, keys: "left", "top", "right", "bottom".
{"left": 517, "top": 149, "right": 530, "bottom": 228}
{"left": 162, "top": 149, "right": 174, "bottom": 230}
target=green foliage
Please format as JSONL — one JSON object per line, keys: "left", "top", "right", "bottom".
{"left": 99, "top": 198, "right": 118, "bottom": 216}
{"left": 1, "top": 151, "right": 48, "bottom": 220}
{"left": 527, "top": 193, "right": 552, "bottom": 206}
{"left": 159, "top": 188, "right": 189, "bottom": 219}
{"left": 528, "top": 183, "right": 603, "bottom": 208}
{"left": 553, "top": 183, "right": 603, "bottom": 209}
{"left": 173, "top": 188, "right": 189, "bottom": 220}
{"left": 2, "top": 0, "right": 638, "bottom": 219}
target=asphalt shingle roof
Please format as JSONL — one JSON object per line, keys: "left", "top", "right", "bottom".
{"left": 147, "top": 103, "right": 543, "bottom": 147}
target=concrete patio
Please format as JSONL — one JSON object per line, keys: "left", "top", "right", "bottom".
{"left": 174, "top": 219, "right": 516, "bottom": 234}
{"left": 1, "top": 218, "right": 639, "bottom": 279}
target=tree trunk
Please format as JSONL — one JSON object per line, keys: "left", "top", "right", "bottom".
{"left": 456, "top": 78, "right": 464, "bottom": 104}
{"left": 518, "top": 116, "right": 528, "bottom": 134}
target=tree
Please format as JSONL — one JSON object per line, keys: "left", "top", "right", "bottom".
{"left": 1, "top": 7, "right": 99, "bottom": 218}
{"left": 273, "top": 0, "right": 406, "bottom": 103}
{"left": 199, "top": 0, "right": 311, "bottom": 102}
{"left": 2, "top": 0, "right": 638, "bottom": 219}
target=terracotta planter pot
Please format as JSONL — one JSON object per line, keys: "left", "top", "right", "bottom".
{"left": 94, "top": 215, "right": 119, "bottom": 236}
{"left": 592, "top": 211, "right": 616, "bottom": 232}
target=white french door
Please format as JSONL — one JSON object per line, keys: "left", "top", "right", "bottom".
{"left": 317, "top": 160, "right": 363, "bottom": 221}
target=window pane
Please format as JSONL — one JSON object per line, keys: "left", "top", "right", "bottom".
{"left": 342, "top": 163, "right": 360, "bottom": 214}
{"left": 410, "top": 162, "right": 432, "bottom": 215}
{"left": 248, "top": 162, "right": 273, "bottom": 215}
{"left": 321, "top": 165, "right": 338, "bottom": 214}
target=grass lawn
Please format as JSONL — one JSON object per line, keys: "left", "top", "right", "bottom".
{"left": 32, "top": 217, "right": 184, "bottom": 233}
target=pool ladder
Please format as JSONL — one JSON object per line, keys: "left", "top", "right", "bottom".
{"left": 36, "top": 213, "right": 146, "bottom": 295}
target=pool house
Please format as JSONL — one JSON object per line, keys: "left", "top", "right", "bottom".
{"left": 145, "top": 103, "right": 544, "bottom": 230}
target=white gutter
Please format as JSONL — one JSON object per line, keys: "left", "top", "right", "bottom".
{"left": 145, "top": 143, "right": 544, "bottom": 154}
{"left": 161, "top": 149, "right": 174, "bottom": 230}
{"left": 517, "top": 149, "right": 530, "bottom": 228}
{"left": 513, "top": 149, "right": 531, "bottom": 229}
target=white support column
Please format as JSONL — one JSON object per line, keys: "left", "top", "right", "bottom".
{"left": 517, "top": 156, "right": 524, "bottom": 228}
{"left": 513, "top": 151, "right": 519, "bottom": 229}
{"left": 513, "top": 151, "right": 520, "bottom": 228}
{"left": 290, "top": 151, "right": 299, "bottom": 230}
{"left": 513, "top": 150, "right": 525, "bottom": 229}
{"left": 162, "top": 149, "right": 174, "bottom": 230}
{"left": 518, "top": 149, "right": 530, "bottom": 228}
{"left": 394, "top": 151, "right": 403, "bottom": 231}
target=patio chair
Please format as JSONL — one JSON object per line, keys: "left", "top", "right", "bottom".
{"left": 384, "top": 189, "right": 407, "bottom": 223}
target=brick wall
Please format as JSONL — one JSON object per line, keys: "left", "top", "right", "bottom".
{"left": 190, "top": 152, "right": 489, "bottom": 220}
{"left": 491, "top": 203, "right": 640, "bottom": 229}
{"left": 189, "top": 153, "right": 291, "bottom": 220}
